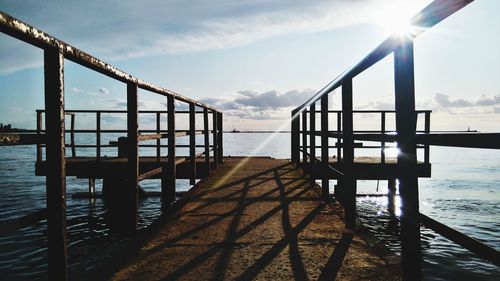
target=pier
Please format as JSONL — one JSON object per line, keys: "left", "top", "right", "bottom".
{"left": 1, "top": 0, "right": 500, "bottom": 280}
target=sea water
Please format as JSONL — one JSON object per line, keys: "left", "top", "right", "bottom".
{"left": 0, "top": 133, "right": 498, "bottom": 280}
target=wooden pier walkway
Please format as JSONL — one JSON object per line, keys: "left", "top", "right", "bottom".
{"left": 109, "top": 157, "right": 399, "bottom": 280}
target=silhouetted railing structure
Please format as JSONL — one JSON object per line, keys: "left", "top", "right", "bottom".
{"left": 291, "top": 0, "right": 499, "bottom": 279}
{"left": 0, "top": 11, "right": 222, "bottom": 280}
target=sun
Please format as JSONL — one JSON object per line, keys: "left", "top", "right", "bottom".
{"left": 374, "top": 2, "right": 421, "bottom": 37}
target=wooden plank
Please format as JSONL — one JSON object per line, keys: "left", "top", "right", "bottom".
{"left": 44, "top": 47, "right": 67, "bottom": 281}
{"left": 394, "top": 37, "right": 421, "bottom": 279}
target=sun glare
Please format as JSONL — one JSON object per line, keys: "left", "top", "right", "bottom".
{"left": 374, "top": 2, "right": 420, "bottom": 37}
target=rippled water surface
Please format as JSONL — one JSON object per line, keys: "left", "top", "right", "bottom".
{"left": 0, "top": 133, "right": 499, "bottom": 280}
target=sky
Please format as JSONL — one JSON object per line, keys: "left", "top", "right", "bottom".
{"left": 0, "top": 0, "right": 499, "bottom": 131}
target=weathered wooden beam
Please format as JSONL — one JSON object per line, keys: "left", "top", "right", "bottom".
{"left": 44, "top": 47, "right": 67, "bottom": 281}
{"left": 189, "top": 103, "right": 196, "bottom": 185}
{"left": 126, "top": 82, "right": 139, "bottom": 232}
{"left": 321, "top": 95, "right": 329, "bottom": 199}
{"left": 394, "top": 37, "right": 422, "bottom": 279}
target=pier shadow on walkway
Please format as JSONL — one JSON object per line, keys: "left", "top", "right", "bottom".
{"left": 104, "top": 157, "right": 399, "bottom": 281}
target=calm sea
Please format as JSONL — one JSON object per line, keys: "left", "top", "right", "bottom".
{"left": 0, "top": 133, "right": 498, "bottom": 280}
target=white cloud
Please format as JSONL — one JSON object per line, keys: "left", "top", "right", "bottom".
{"left": 0, "top": 0, "right": 430, "bottom": 74}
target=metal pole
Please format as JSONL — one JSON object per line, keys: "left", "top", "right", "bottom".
{"left": 310, "top": 103, "right": 316, "bottom": 184}
{"left": 381, "top": 112, "right": 386, "bottom": 163}
{"left": 44, "top": 47, "right": 67, "bottom": 281}
{"left": 126, "top": 82, "right": 139, "bottom": 231}
{"left": 70, "top": 114, "right": 75, "bottom": 157}
{"left": 302, "top": 110, "right": 307, "bottom": 164}
{"left": 342, "top": 78, "right": 356, "bottom": 230}
{"left": 424, "top": 112, "right": 431, "bottom": 164}
{"left": 217, "top": 112, "right": 223, "bottom": 163}
{"left": 203, "top": 108, "right": 210, "bottom": 172}
{"left": 291, "top": 109, "right": 300, "bottom": 164}
{"left": 189, "top": 103, "right": 196, "bottom": 185}
{"left": 36, "top": 110, "right": 42, "bottom": 163}
{"left": 96, "top": 112, "right": 101, "bottom": 160}
{"left": 337, "top": 112, "right": 341, "bottom": 162}
{"left": 164, "top": 96, "right": 176, "bottom": 203}
{"left": 156, "top": 112, "right": 161, "bottom": 162}
{"left": 394, "top": 37, "right": 422, "bottom": 280}
{"left": 321, "top": 95, "right": 329, "bottom": 199}
{"left": 212, "top": 111, "right": 218, "bottom": 168}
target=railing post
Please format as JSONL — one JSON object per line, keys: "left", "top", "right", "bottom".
{"left": 341, "top": 77, "right": 356, "bottom": 230}
{"left": 44, "top": 47, "right": 67, "bottom": 281}
{"left": 217, "top": 112, "right": 223, "bottom": 163}
{"left": 36, "top": 110, "right": 42, "bottom": 163}
{"left": 310, "top": 102, "right": 316, "bottom": 184}
{"left": 126, "top": 82, "right": 138, "bottom": 231}
{"left": 212, "top": 111, "right": 218, "bottom": 168}
{"left": 321, "top": 95, "right": 329, "bottom": 199}
{"left": 163, "top": 96, "right": 176, "bottom": 203}
{"left": 336, "top": 111, "right": 341, "bottom": 162}
{"left": 394, "top": 36, "right": 422, "bottom": 280}
{"left": 291, "top": 109, "right": 300, "bottom": 164}
{"left": 424, "top": 111, "right": 431, "bottom": 164}
{"left": 156, "top": 111, "right": 161, "bottom": 162}
{"left": 381, "top": 112, "right": 386, "bottom": 163}
{"left": 204, "top": 108, "right": 210, "bottom": 173}
{"left": 96, "top": 112, "right": 101, "bottom": 160}
{"left": 70, "top": 114, "right": 76, "bottom": 157}
{"left": 302, "top": 109, "right": 307, "bottom": 164}
{"left": 189, "top": 103, "right": 196, "bottom": 185}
